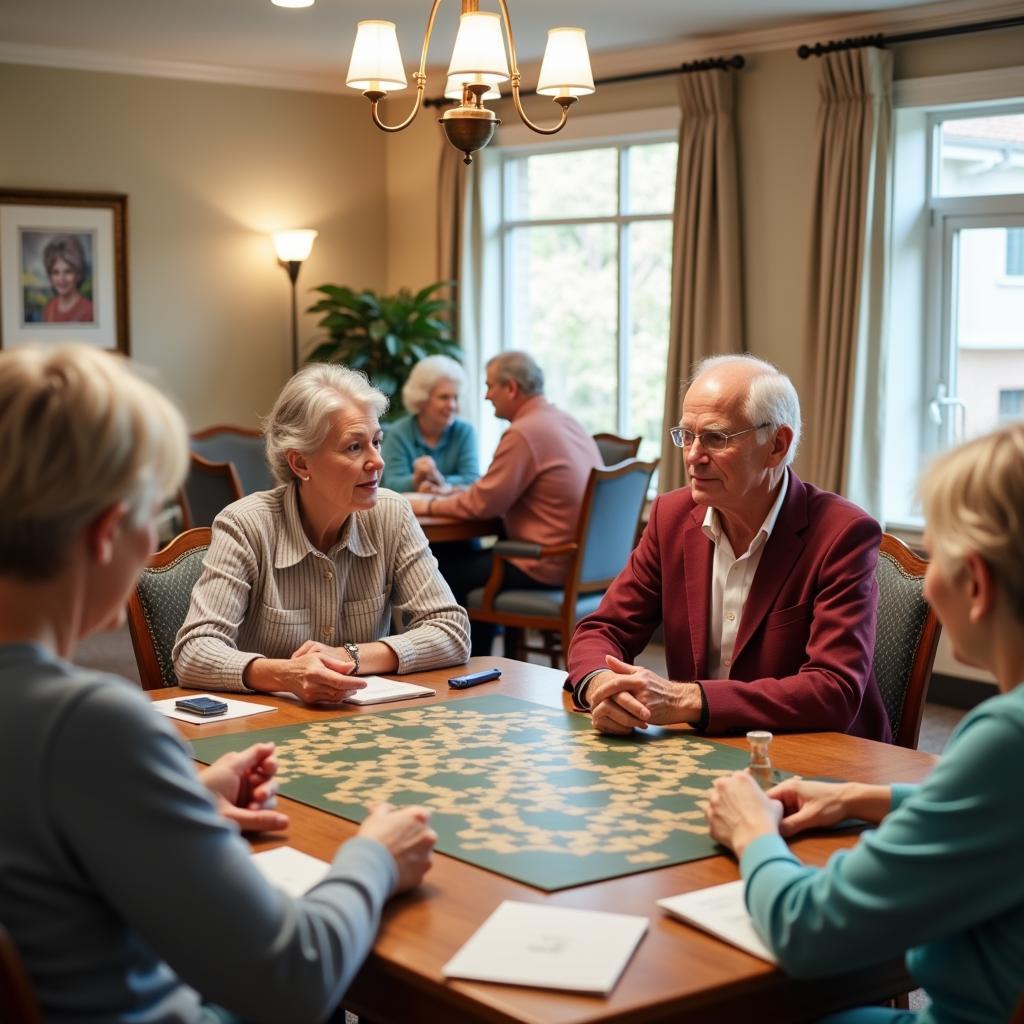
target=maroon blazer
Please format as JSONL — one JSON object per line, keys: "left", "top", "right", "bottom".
{"left": 566, "top": 470, "right": 891, "bottom": 740}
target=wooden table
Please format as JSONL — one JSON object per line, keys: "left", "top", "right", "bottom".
{"left": 156, "top": 658, "right": 935, "bottom": 1024}
{"left": 415, "top": 512, "right": 502, "bottom": 544}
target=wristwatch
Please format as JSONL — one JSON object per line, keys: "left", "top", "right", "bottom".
{"left": 342, "top": 642, "right": 360, "bottom": 674}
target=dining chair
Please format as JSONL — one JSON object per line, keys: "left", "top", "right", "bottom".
{"left": 127, "top": 527, "right": 211, "bottom": 690}
{"left": 178, "top": 453, "right": 244, "bottom": 530}
{"left": 873, "top": 533, "right": 942, "bottom": 749}
{"left": 592, "top": 432, "right": 642, "bottom": 465}
{"left": 466, "top": 458, "right": 657, "bottom": 668}
{"left": 191, "top": 424, "right": 274, "bottom": 494}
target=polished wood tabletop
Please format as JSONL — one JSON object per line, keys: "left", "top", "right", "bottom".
{"left": 154, "top": 657, "right": 936, "bottom": 1024}
{"left": 414, "top": 511, "right": 502, "bottom": 544}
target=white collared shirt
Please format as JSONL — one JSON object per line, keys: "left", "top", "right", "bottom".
{"left": 702, "top": 471, "right": 789, "bottom": 679}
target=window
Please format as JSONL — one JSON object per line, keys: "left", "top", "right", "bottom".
{"left": 496, "top": 137, "right": 678, "bottom": 463}
{"left": 999, "top": 387, "right": 1024, "bottom": 423}
{"left": 883, "top": 102, "right": 1024, "bottom": 526}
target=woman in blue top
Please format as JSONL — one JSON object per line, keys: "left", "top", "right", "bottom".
{"left": 706, "top": 422, "right": 1024, "bottom": 1024}
{"left": 381, "top": 354, "right": 479, "bottom": 494}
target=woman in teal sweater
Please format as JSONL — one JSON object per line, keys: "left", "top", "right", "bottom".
{"left": 706, "top": 423, "right": 1024, "bottom": 1024}
{"left": 381, "top": 354, "right": 479, "bottom": 494}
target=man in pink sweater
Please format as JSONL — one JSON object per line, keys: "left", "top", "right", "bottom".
{"left": 408, "top": 351, "right": 602, "bottom": 654}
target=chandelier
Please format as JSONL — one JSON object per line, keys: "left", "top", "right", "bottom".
{"left": 345, "top": 0, "right": 595, "bottom": 164}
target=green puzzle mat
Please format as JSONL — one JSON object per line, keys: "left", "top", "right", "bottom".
{"left": 191, "top": 695, "right": 784, "bottom": 891}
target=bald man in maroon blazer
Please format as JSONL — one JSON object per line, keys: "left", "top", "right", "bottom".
{"left": 567, "top": 356, "right": 890, "bottom": 741}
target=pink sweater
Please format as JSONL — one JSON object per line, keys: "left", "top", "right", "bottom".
{"left": 430, "top": 396, "right": 602, "bottom": 585}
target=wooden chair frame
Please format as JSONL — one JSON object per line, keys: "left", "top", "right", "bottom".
{"left": 191, "top": 423, "right": 261, "bottom": 441}
{"left": 878, "top": 533, "right": 942, "bottom": 749}
{"left": 127, "top": 527, "right": 212, "bottom": 690}
{"left": 177, "top": 452, "right": 243, "bottom": 530}
{"left": 592, "top": 432, "right": 642, "bottom": 465}
{"left": 0, "top": 923, "right": 42, "bottom": 1024}
{"left": 469, "top": 459, "right": 657, "bottom": 666}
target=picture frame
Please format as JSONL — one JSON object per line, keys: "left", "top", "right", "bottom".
{"left": 0, "top": 188, "right": 129, "bottom": 353}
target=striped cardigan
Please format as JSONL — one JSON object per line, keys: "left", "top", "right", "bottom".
{"left": 172, "top": 484, "right": 470, "bottom": 692}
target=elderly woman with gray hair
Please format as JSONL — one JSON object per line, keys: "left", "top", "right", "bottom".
{"left": 174, "top": 362, "right": 470, "bottom": 705}
{"left": 380, "top": 354, "right": 479, "bottom": 494}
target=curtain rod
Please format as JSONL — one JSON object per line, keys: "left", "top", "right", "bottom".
{"left": 423, "top": 54, "right": 745, "bottom": 109}
{"left": 797, "top": 15, "right": 1024, "bottom": 58}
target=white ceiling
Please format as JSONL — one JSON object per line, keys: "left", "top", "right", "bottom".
{"left": 0, "top": 0, "right": 998, "bottom": 92}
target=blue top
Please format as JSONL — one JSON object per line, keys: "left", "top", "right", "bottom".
{"left": 380, "top": 415, "right": 479, "bottom": 493}
{"left": 0, "top": 643, "right": 396, "bottom": 1023}
{"left": 741, "top": 683, "right": 1024, "bottom": 1024}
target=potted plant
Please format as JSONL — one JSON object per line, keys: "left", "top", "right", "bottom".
{"left": 305, "top": 281, "right": 460, "bottom": 419}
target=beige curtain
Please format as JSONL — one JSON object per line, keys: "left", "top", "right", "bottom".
{"left": 804, "top": 48, "right": 893, "bottom": 515}
{"left": 658, "top": 71, "right": 744, "bottom": 493}
{"left": 436, "top": 140, "right": 467, "bottom": 340}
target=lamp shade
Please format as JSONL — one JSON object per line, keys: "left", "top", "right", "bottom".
{"left": 447, "top": 11, "right": 509, "bottom": 88}
{"left": 273, "top": 229, "right": 318, "bottom": 262}
{"left": 444, "top": 76, "right": 500, "bottom": 101}
{"left": 346, "top": 20, "right": 407, "bottom": 92}
{"left": 271, "top": 0, "right": 314, "bottom": 7}
{"left": 536, "top": 27, "right": 594, "bottom": 98}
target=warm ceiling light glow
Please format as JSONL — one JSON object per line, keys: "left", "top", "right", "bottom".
{"left": 271, "top": 0, "right": 315, "bottom": 7}
{"left": 272, "top": 229, "right": 318, "bottom": 263}
{"left": 345, "top": 0, "right": 593, "bottom": 164}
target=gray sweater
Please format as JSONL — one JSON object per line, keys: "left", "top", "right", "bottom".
{"left": 0, "top": 643, "right": 396, "bottom": 1023}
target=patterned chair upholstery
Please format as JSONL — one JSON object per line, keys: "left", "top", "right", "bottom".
{"left": 592, "top": 432, "right": 642, "bottom": 466}
{"left": 127, "top": 528, "right": 211, "bottom": 690}
{"left": 191, "top": 425, "right": 274, "bottom": 495}
{"left": 0, "top": 922, "right": 42, "bottom": 1024}
{"left": 178, "top": 453, "right": 244, "bottom": 530}
{"left": 872, "top": 533, "right": 941, "bottom": 749}
{"left": 467, "top": 458, "right": 657, "bottom": 668}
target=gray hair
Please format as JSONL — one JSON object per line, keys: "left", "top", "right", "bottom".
{"left": 487, "top": 350, "right": 544, "bottom": 397}
{"left": 0, "top": 344, "right": 188, "bottom": 579}
{"left": 401, "top": 354, "right": 465, "bottom": 415}
{"left": 690, "top": 354, "right": 802, "bottom": 467}
{"left": 264, "top": 363, "right": 388, "bottom": 485}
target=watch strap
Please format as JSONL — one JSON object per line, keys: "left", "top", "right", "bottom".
{"left": 342, "top": 642, "right": 360, "bottom": 674}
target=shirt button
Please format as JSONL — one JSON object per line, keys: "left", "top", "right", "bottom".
{"left": 724, "top": 657, "right": 732, "bottom": 667}
{"left": 324, "top": 569, "right": 335, "bottom": 582}
{"left": 322, "top": 626, "right": 334, "bottom": 639}
{"left": 726, "top": 612, "right": 736, "bottom": 622}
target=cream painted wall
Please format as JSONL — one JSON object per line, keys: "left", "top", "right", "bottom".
{"left": 0, "top": 62, "right": 389, "bottom": 428}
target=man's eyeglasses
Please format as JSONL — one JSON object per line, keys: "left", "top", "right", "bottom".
{"left": 669, "top": 423, "right": 770, "bottom": 451}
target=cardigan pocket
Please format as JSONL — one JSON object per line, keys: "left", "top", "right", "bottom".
{"left": 342, "top": 592, "right": 388, "bottom": 642}
{"left": 255, "top": 603, "right": 312, "bottom": 655}
{"left": 764, "top": 600, "right": 812, "bottom": 631}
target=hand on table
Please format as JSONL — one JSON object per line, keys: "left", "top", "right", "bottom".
{"left": 412, "top": 456, "right": 444, "bottom": 490}
{"left": 358, "top": 802, "right": 437, "bottom": 893}
{"left": 588, "top": 656, "right": 703, "bottom": 734}
{"left": 704, "top": 770, "right": 783, "bottom": 858}
{"left": 766, "top": 778, "right": 890, "bottom": 837}
{"left": 201, "top": 741, "right": 289, "bottom": 834}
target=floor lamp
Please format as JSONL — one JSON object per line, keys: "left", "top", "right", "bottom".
{"left": 272, "top": 229, "right": 318, "bottom": 374}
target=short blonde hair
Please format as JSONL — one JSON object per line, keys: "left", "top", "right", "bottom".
{"left": 919, "top": 423, "right": 1024, "bottom": 621}
{"left": 0, "top": 344, "right": 189, "bottom": 579}
{"left": 264, "top": 362, "right": 389, "bottom": 484}
{"left": 401, "top": 355, "right": 465, "bottom": 415}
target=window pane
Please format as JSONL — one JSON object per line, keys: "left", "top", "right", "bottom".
{"left": 627, "top": 221, "right": 673, "bottom": 462}
{"left": 508, "top": 223, "right": 617, "bottom": 432}
{"left": 952, "top": 227, "right": 1024, "bottom": 440}
{"left": 626, "top": 142, "right": 678, "bottom": 215}
{"left": 507, "top": 148, "right": 618, "bottom": 220}
{"left": 937, "top": 113, "right": 1024, "bottom": 198}
{"left": 1007, "top": 228, "right": 1024, "bottom": 276}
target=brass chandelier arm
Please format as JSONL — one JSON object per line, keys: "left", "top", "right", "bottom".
{"left": 365, "top": 0, "right": 445, "bottom": 133}
{"left": 496, "top": 0, "right": 573, "bottom": 137}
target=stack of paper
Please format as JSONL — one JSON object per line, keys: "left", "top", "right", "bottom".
{"left": 252, "top": 847, "right": 329, "bottom": 898}
{"left": 657, "top": 880, "right": 776, "bottom": 962}
{"left": 151, "top": 694, "right": 277, "bottom": 724}
{"left": 344, "top": 675, "right": 435, "bottom": 705}
{"left": 442, "top": 901, "right": 648, "bottom": 995}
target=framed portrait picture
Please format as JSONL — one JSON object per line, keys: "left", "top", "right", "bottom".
{"left": 0, "top": 189, "right": 129, "bottom": 353}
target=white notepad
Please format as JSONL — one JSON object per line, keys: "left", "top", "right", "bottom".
{"left": 151, "top": 694, "right": 277, "bottom": 725}
{"left": 657, "top": 880, "right": 776, "bottom": 963}
{"left": 252, "top": 847, "right": 330, "bottom": 898}
{"left": 343, "top": 675, "right": 435, "bottom": 705}
{"left": 442, "top": 901, "right": 648, "bottom": 995}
